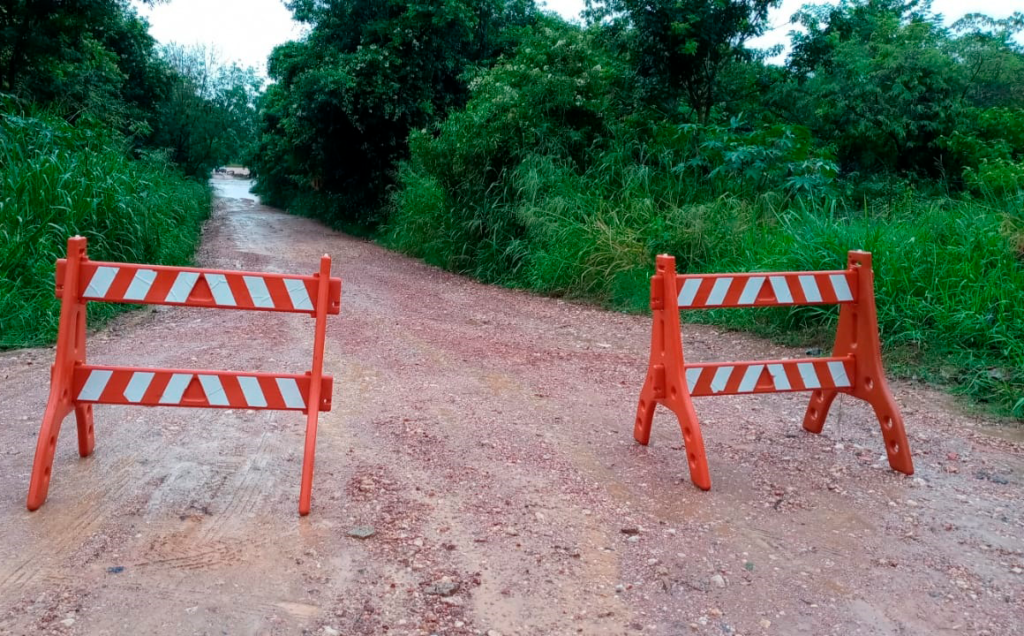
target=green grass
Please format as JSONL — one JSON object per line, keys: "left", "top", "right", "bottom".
{"left": 0, "top": 107, "right": 211, "bottom": 348}
{"left": 384, "top": 138, "right": 1024, "bottom": 420}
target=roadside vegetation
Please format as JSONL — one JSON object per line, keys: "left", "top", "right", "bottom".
{"left": 252, "top": 0, "right": 1024, "bottom": 419}
{"left": 0, "top": 0, "right": 260, "bottom": 348}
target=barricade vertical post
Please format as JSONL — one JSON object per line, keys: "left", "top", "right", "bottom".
{"left": 633, "top": 255, "right": 712, "bottom": 490}
{"left": 803, "top": 251, "right": 913, "bottom": 474}
{"left": 298, "top": 255, "right": 333, "bottom": 516}
{"left": 27, "top": 237, "right": 94, "bottom": 511}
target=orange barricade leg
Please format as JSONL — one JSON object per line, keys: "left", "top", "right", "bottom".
{"left": 802, "top": 389, "right": 837, "bottom": 434}
{"left": 802, "top": 251, "right": 913, "bottom": 475}
{"left": 633, "top": 373, "right": 658, "bottom": 446}
{"left": 27, "top": 237, "right": 93, "bottom": 511}
{"left": 72, "top": 292, "right": 96, "bottom": 457}
{"left": 298, "top": 255, "right": 334, "bottom": 516}
{"left": 634, "top": 256, "right": 712, "bottom": 490}
{"left": 74, "top": 404, "right": 96, "bottom": 457}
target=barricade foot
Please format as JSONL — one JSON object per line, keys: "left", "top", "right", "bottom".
{"left": 669, "top": 397, "right": 712, "bottom": 491}
{"left": 865, "top": 388, "right": 914, "bottom": 475}
{"left": 803, "top": 389, "right": 837, "bottom": 434}
{"left": 298, "top": 414, "right": 318, "bottom": 517}
{"left": 634, "top": 378, "right": 657, "bottom": 446}
{"left": 27, "top": 396, "right": 72, "bottom": 511}
{"left": 75, "top": 404, "right": 95, "bottom": 457}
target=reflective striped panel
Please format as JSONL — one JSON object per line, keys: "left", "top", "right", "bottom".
{"left": 72, "top": 366, "right": 331, "bottom": 412}
{"left": 63, "top": 261, "right": 341, "bottom": 314}
{"left": 123, "top": 269, "right": 157, "bottom": 301}
{"left": 77, "top": 369, "right": 113, "bottom": 401}
{"left": 123, "top": 372, "right": 155, "bottom": 403}
{"left": 673, "top": 271, "right": 857, "bottom": 308}
{"left": 237, "top": 376, "right": 268, "bottom": 408}
{"left": 683, "top": 357, "right": 854, "bottom": 397}
{"left": 83, "top": 266, "right": 119, "bottom": 299}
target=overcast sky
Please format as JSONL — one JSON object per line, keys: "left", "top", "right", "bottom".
{"left": 135, "top": 0, "right": 1019, "bottom": 73}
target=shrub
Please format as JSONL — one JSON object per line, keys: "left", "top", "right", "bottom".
{"left": 0, "top": 106, "right": 211, "bottom": 348}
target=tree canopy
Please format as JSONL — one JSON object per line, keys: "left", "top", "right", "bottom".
{"left": 1, "top": 0, "right": 261, "bottom": 173}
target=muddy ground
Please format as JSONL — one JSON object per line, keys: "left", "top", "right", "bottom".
{"left": 1, "top": 181, "right": 1022, "bottom": 636}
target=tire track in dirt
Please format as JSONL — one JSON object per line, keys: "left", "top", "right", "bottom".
{"left": 206, "top": 430, "right": 273, "bottom": 539}
{"left": 0, "top": 453, "right": 143, "bottom": 596}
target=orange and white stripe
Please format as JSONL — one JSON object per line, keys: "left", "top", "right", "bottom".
{"left": 61, "top": 261, "right": 341, "bottom": 315}
{"left": 73, "top": 366, "right": 333, "bottom": 412}
{"left": 675, "top": 272, "right": 855, "bottom": 308}
{"left": 683, "top": 357, "right": 853, "bottom": 397}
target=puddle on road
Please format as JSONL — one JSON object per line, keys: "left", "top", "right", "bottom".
{"left": 211, "top": 178, "right": 259, "bottom": 202}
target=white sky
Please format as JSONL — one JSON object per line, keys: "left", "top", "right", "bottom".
{"left": 135, "top": 0, "right": 1018, "bottom": 72}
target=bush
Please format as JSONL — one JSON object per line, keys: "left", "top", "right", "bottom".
{"left": 382, "top": 25, "right": 1024, "bottom": 418}
{"left": 0, "top": 105, "right": 211, "bottom": 348}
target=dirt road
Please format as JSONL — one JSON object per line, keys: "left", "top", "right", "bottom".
{"left": 1, "top": 182, "right": 1022, "bottom": 636}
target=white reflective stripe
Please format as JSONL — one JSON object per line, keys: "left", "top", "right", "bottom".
{"left": 737, "top": 364, "right": 764, "bottom": 393}
{"left": 799, "top": 275, "right": 822, "bottom": 303}
{"left": 685, "top": 367, "right": 702, "bottom": 393}
{"left": 123, "top": 371, "right": 155, "bottom": 403}
{"left": 198, "top": 375, "right": 230, "bottom": 406}
{"left": 77, "top": 369, "right": 113, "bottom": 401}
{"left": 706, "top": 278, "right": 733, "bottom": 306}
{"left": 769, "top": 276, "right": 793, "bottom": 304}
{"left": 243, "top": 276, "right": 275, "bottom": 309}
{"left": 738, "top": 276, "right": 765, "bottom": 305}
{"left": 276, "top": 377, "right": 306, "bottom": 409}
{"left": 797, "top": 363, "right": 821, "bottom": 389}
{"left": 165, "top": 271, "right": 200, "bottom": 303}
{"left": 204, "top": 274, "right": 236, "bottom": 307}
{"left": 710, "top": 366, "right": 733, "bottom": 393}
{"left": 123, "top": 269, "right": 157, "bottom": 301}
{"left": 827, "top": 361, "right": 851, "bottom": 388}
{"left": 238, "top": 376, "right": 267, "bottom": 408}
{"left": 677, "top": 279, "right": 702, "bottom": 307}
{"left": 83, "top": 266, "right": 119, "bottom": 299}
{"left": 767, "top": 364, "right": 791, "bottom": 391}
{"left": 830, "top": 274, "right": 853, "bottom": 302}
{"left": 285, "top": 279, "right": 314, "bottom": 311}
{"left": 160, "top": 373, "right": 193, "bottom": 404}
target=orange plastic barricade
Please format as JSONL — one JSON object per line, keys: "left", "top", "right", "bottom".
{"left": 27, "top": 236, "right": 342, "bottom": 516}
{"left": 634, "top": 251, "right": 913, "bottom": 490}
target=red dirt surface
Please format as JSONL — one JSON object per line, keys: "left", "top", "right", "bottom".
{"left": 1, "top": 184, "right": 1022, "bottom": 636}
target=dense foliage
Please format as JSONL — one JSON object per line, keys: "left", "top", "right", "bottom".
{"left": 0, "top": 107, "right": 210, "bottom": 347}
{"left": 1, "top": 0, "right": 258, "bottom": 347}
{"left": 149, "top": 44, "right": 262, "bottom": 177}
{"left": 252, "top": 0, "right": 1023, "bottom": 418}
{"left": 1, "top": 0, "right": 260, "bottom": 169}
{"left": 250, "top": 0, "right": 538, "bottom": 227}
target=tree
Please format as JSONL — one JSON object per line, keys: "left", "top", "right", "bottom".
{"left": 251, "top": 0, "right": 538, "bottom": 227}
{"left": 0, "top": 0, "right": 166, "bottom": 130}
{"left": 585, "top": 0, "right": 779, "bottom": 122}
{"left": 148, "top": 44, "right": 262, "bottom": 177}
{"left": 950, "top": 12, "right": 1024, "bottom": 110}
{"left": 781, "top": 1, "right": 1024, "bottom": 177}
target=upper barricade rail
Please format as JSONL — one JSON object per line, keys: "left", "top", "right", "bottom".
{"left": 674, "top": 270, "right": 856, "bottom": 309}
{"left": 57, "top": 259, "right": 342, "bottom": 315}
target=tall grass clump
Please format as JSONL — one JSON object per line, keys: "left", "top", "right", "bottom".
{"left": 1, "top": 105, "right": 211, "bottom": 348}
{"left": 383, "top": 26, "right": 1024, "bottom": 419}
